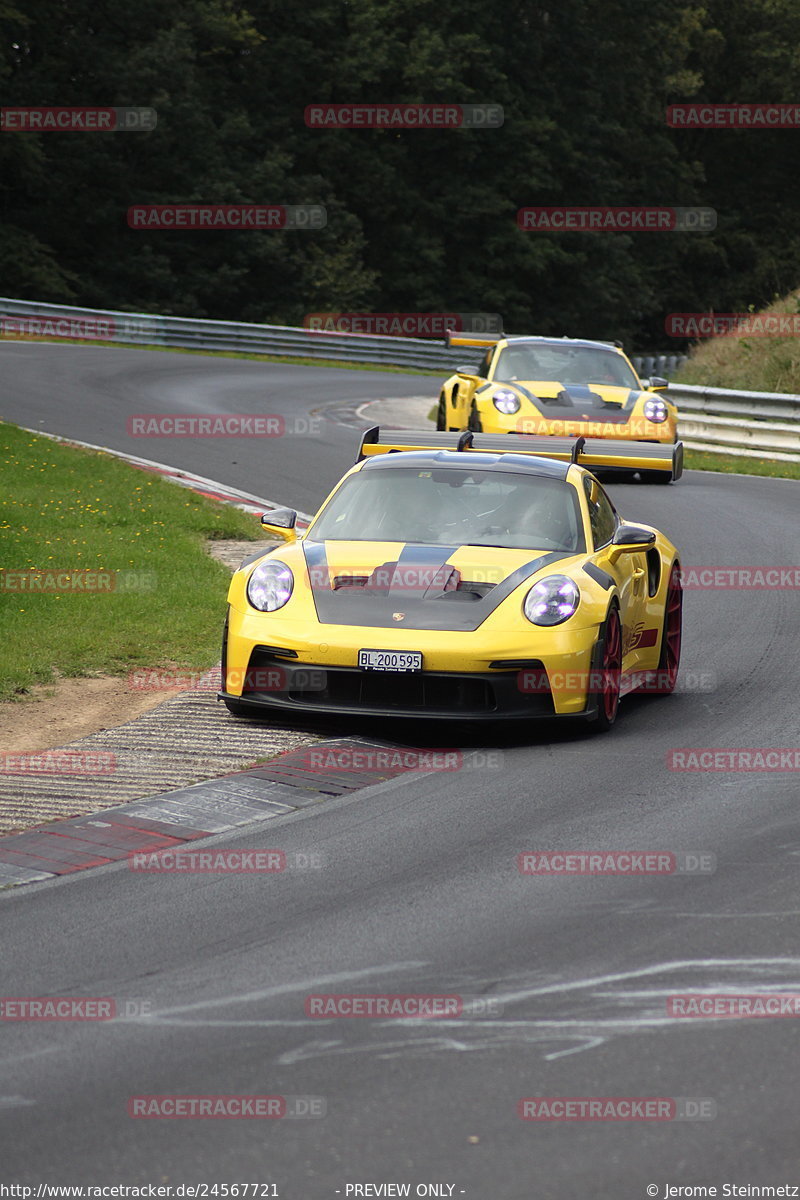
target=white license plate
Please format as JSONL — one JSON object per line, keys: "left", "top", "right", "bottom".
{"left": 358, "top": 649, "right": 422, "bottom": 672}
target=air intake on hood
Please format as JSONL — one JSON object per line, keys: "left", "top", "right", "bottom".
{"left": 331, "top": 561, "right": 462, "bottom": 597}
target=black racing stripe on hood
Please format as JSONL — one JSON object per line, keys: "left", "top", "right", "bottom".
{"left": 388, "top": 542, "right": 465, "bottom": 604}
{"left": 302, "top": 538, "right": 329, "bottom": 585}
{"left": 301, "top": 542, "right": 571, "bottom": 631}
{"left": 524, "top": 386, "right": 632, "bottom": 423}
{"left": 510, "top": 384, "right": 541, "bottom": 405}
{"left": 624, "top": 388, "right": 642, "bottom": 410}
{"left": 560, "top": 385, "right": 638, "bottom": 407}
{"left": 560, "top": 385, "right": 598, "bottom": 401}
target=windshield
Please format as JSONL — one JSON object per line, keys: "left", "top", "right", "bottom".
{"left": 492, "top": 344, "right": 639, "bottom": 389}
{"left": 309, "top": 467, "right": 585, "bottom": 553}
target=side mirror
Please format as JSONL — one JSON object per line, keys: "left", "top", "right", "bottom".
{"left": 606, "top": 523, "right": 656, "bottom": 562}
{"left": 647, "top": 377, "right": 669, "bottom": 392}
{"left": 261, "top": 507, "right": 298, "bottom": 543}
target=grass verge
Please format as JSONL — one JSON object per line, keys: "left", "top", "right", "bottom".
{"left": 683, "top": 448, "right": 800, "bottom": 480}
{"left": 673, "top": 288, "right": 800, "bottom": 393}
{"left": 0, "top": 422, "right": 267, "bottom": 701}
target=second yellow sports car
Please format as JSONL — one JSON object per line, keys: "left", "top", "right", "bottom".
{"left": 437, "top": 333, "right": 679, "bottom": 483}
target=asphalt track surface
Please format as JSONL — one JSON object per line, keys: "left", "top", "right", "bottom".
{"left": 2, "top": 343, "right": 800, "bottom": 1196}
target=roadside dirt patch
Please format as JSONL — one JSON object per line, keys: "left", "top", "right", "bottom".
{"left": 0, "top": 676, "right": 186, "bottom": 756}
{"left": 206, "top": 537, "right": 273, "bottom": 571}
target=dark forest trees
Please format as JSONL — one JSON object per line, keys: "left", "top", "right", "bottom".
{"left": 2, "top": 0, "right": 799, "bottom": 347}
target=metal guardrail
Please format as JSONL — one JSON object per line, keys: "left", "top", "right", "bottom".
{"left": 1, "top": 297, "right": 798, "bottom": 460}
{"left": 0, "top": 296, "right": 468, "bottom": 370}
{"left": 676, "top": 412, "right": 800, "bottom": 462}
{"left": 667, "top": 382, "right": 800, "bottom": 423}
{"left": 668, "top": 382, "right": 800, "bottom": 461}
{"left": 0, "top": 296, "right": 687, "bottom": 376}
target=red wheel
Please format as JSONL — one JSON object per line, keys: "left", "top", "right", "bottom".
{"left": 592, "top": 605, "right": 622, "bottom": 731}
{"left": 654, "top": 562, "right": 682, "bottom": 693}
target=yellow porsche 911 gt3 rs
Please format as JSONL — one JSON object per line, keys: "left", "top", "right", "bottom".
{"left": 438, "top": 333, "right": 679, "bottom": 483}
{"left": 219, "top": 431, "right": 682, "bottom": 731}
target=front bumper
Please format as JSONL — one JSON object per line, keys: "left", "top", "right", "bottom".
{"left": 220, "top": 662, "right": 578, "bottom": 721}
{"left": 222, "top": 614, "right": 602, "bottom": 720}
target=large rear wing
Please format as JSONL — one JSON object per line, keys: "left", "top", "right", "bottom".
{"left": 445, "top": 331, "right": 503, "bottom": 349}
{"left": 357, "top": 427, "right": 683, "bottom": 481}
{"left": 444, "top": 331, "right": 626, "bottom": 351}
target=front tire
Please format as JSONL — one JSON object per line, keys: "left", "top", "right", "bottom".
{"left": 436, "top": 393, "right": 447, "bottom": 430}
{"left": 467, "top": 405, "right": 483, "bottom": 433}
{"left": 589, "top": 604, "right": 622, "bottom": 731}
{"left": 653, "top": 562, "right": 682, "bottom": 693}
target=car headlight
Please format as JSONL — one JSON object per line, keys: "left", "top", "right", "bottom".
{"left": 492, "top": 389, "right": 521, "bottom": 415}
{"left": 644, "top": 397, "right": 668, "bottom": 423}
{"left": 246, "top": 560, "right": 294, "bottom": 612}
{"left": 523, "top": 575, "right": 580, "bottom": 626}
